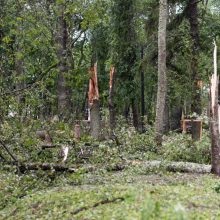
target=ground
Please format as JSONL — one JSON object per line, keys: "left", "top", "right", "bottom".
{"left": 1, "top": 166, "right": 220, "bottom": 220}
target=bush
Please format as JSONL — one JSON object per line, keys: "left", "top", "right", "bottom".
{"left": 161, "top": 131, "right": 211, "bottom": 164}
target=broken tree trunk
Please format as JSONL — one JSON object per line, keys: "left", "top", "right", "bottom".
{"left": 109, "top": 66, "right": 116, "bottom": 133}
{"left": 88, "top": 63, "right": 101, "bottom": 140}
{"left": 13, "top": 160, "right": 211, "bottom": 174}
{"left": 210, "top": 41, "right": 220, "bottom": 176}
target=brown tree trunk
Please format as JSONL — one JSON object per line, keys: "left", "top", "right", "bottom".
{"left": 187, "top": 0, "right": 201, "bottom": 115}
{"left": 88, "top": 63, "right": 100, "bottom": 140}
{"left": 132, "top": 99, "right": 139, "bottom": 131}
{"left": 140, "top": 47, "right": 145, "bottom": 132}
{"left": 155, "top": 0, "right": 168, "bottom": 145}
{"left": 15, "top": 9, "right": 25, "bottom": 118}
{"left": 15, "top": 52, "right": 25, "bottom": 111}
{"left": 109, "top": 66, "right": 116, "bottom": 132}
{"left": 90, "top": 99, "right": 101, "bottom": 140}
{"left": 210, "top": 42, "right": 220, "bottom": 176}
{"left": 56, "top": 2, "right": 70, "bottom": 119}
{"left": 164, "top": 96, "right": 170, "bottom": 132}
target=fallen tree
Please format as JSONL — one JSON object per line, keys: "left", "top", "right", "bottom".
{"left": 18, "top": 163, "right": 77, "bottom": 173}
{"left": 128, "top": 160, "right": 211, "bottom": 174}
{"left": 2, "top": 160, "right": 211, "bottom": 174}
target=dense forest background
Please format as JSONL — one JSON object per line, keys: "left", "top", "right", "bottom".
{"left": 0, "top": 0, "right": 219, "bottom": 129}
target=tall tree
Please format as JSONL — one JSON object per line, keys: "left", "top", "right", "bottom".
{"left": 112, "top": 0, "right": 139, "bottom": 129}
{"left": 56, "top": 2, "right": 70, "bottom": 119}
{"left": 155, "top": 0, "right": 168, "bottom": 144}
{"left": 187, "top": 0, "right": 201, "bottom": 115}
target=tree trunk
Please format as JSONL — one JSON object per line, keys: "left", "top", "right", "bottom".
{"left": 132, "top": 99, "right": 139, "bottom": 131}
{"left": 109, "top": 66, "right": 116, "bottom": 132}
{"left": 155, "top": 0, "right": 168, "bottom": 145}
{"left": 140, "top": 47, "right": 145, "bottom": 132}
{"left": 90, "top": 99, "right": 100, "bottom": 139}
{"left": 88, "top": 63, "right": 100, "bottom": 140}
{"left": 164, "top": 96, "right": 170, "bottom": 132}
{"left": 170, "top": 105, "right": 182, "bottom": 131}
{"left": 56, "top": 2, "right": 70, "bottom": 119}
{"left": 210, "top": 41, "right": 220, "bottom": 176}
{"left": 187, "top": 0, "right": 201, "bottom": 115}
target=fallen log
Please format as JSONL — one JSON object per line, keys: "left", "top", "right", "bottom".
{"left": 128, "top": 160, "right": 211, "bottom": 174}
{"left": 18, "top": 163, "right": 76, "bottom": 173}
{"left": 3, "top": 160, "right": 212, "bottom": 174}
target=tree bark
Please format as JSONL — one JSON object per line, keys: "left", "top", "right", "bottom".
{"left": 210, "top": 41, "right": 220, "bottom": 176}
{"left": 132, "top": 99, "right": 139, "bottom": 131}
{"left": 140, "top": 47, "right": 145, "bottom": 132}
{"left": 187, "top": 0, "right": 201, "bottom": 115}
{"left": 56, "top": 2, "right": 70, "bottom": 119}
{"left": 109, "top": 66, "right": 116, "bottom": 132}
{"left": 88, "top": 63, "right": 100, "bottom": 139}
{"left": 155, "top": 0, "right": 168, "bottom": 145}
{"left": 90, "top": 99, "right": 101, "bottom": 140}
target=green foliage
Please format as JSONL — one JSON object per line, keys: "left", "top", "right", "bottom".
{"left": 161, "top": 131, "right": 211, "bottom": 164}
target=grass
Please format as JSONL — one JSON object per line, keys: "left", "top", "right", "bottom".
{"left": 0, "top": 120, "right": 216, "bottom": 219}
{"left": 1, "top": 168, "right": 220, "bottom": 220}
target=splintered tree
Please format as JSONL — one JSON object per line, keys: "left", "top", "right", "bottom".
{"left": 88, "top": 63, "right": 100, "bottom": 140}
{"left": 155, "top": 0, "right": 168, "bottom": 145}
{"left": 210, "top": 41, "right": 220, "bottom": 176}
{"left": 109, "top": 66, "right": 116, "bottom": 132}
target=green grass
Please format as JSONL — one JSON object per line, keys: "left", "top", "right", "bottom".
{"left": 1, "top": 168, "right": 220, "bottom": 220}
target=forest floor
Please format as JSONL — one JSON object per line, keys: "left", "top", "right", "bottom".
{"left": 1, "top": 166, "right": 220, "bottom": 220}
{"left": 0, "top": 121, "right": 218, "bottom": 219}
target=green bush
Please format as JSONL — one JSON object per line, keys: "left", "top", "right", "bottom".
{"left": 161, "top": 131, "right": 211, "bottom": 164}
